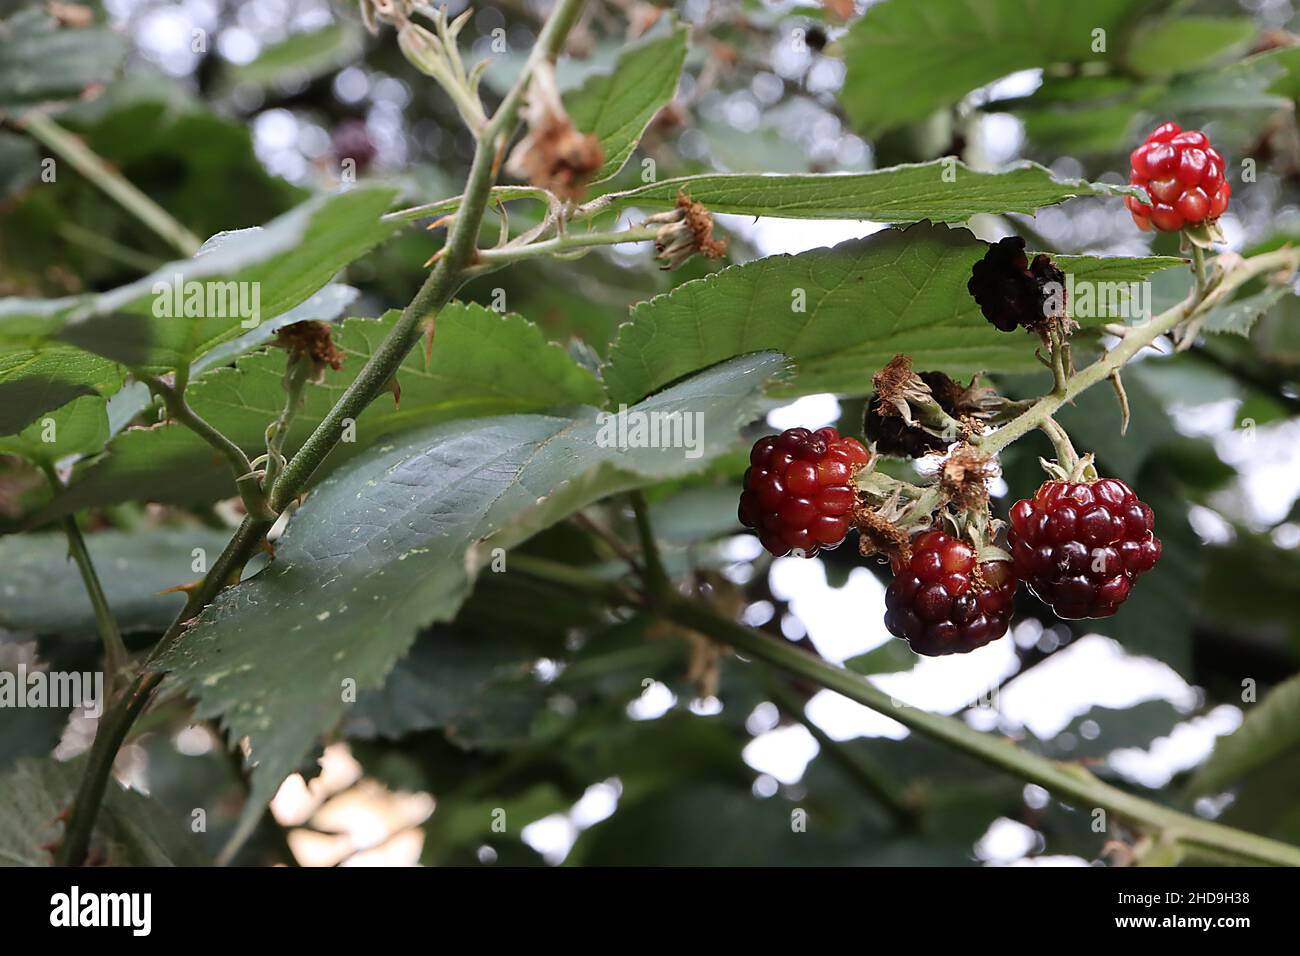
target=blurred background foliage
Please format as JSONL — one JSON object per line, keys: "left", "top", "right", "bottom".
{"left": 2, "top": 0, "right": 1300, "bottom": 866}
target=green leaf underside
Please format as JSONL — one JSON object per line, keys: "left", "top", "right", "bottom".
{"left": 0, "top": 185, "right": 398, "bottom": 373}
{"left": 601, "top": 221, "right": 1181, "bottom": 406}
{"left": 595, "top": 159, "right": 1136, "bottom": 221}
{"left": 0, "top": 757, "right": 204, "bottom": 866}
{"left": 567, "top": 19, "right": 689, "bottom": 182}
{"left": 0, "top": 347, "right": 123, "bottom": 437}
{"left": 39, "top": 303, "right": 608, "bottom": 518}
{"left": 225, "top": 23, "right": 365, "bottom": 89}
{"left": 156, "top": 352, "right": 785, "bottom": 845}
{"left": 0, "top": 528, "right": 235, "bottom": 637}
{"left": 1193, "top": 673, "right": 1300, "bottom": 794}
{"left": 841, "top": 0, "right": 1137, "bottom": 136}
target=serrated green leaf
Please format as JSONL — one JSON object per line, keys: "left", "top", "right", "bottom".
{"left": 1125, "top": 17, "right": 1257, "bottom": 79}
{"left": 593, "top": 159, "right": 1136, "bottom": 220}
{"left": 1192, "top": 674, "right": 1300, "bottom": 794}
{"left": 567, "top": 19, "right": 688, "bottom": 182}
{"left": 0, "top": 185, "right": 398, "bottom": 372}
{"left": 0, "top": 393, "right": 107, "bottom": 465}
{"left": 841, "top": 0, "right": 1135, "bottom": 136}
{"left": 40, "top": 303, "right": 608, "bottom": 517}
{"left": 156, "top": 352, "right": 785, "bottom": 849}
{"left": 601, "top": 221, "right": 1181, "bottom": 406}
{"left": 0, "top": 756, "right": 205, "bottom": 865}
{"left": 0, "top": 528, "right": 234, "bottom": 637}
{"left": 1202, "top": 286, "right": 1290, "bottom": 338}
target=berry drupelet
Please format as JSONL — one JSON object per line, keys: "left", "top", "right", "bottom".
{"left": 739, "top": 426, "right": 871, "bottom": 557}
{"left": 1127, "top": 122, "right": 1229, "bottom": 232}
{"left": 884, "top": 530, "right": 1018, "bottom": 657}
{"left": 1008, "top": 478, "right": 1161, "bottom": 619}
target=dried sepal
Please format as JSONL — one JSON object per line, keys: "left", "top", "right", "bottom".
{"left": 505, "top": 62, "right": 603, "bottom": 201}
{"left": 644, "top": 192, "right": 728, "bottom": 270}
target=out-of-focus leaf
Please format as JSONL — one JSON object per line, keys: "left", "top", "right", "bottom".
{"left": 0, "top": 528, "right": 235, "bottom": 636}
{"left": 225, "top": 23, "right": 365, "bottom": 89}
{"left": 0, "top": 9, "right": 126, "bottom": 112}
{"left": 1125, "top": 17, "right": 1257, "bottom": 78}
{"left": 0, "top": 756, "right": 205, "bottom": 865}
{"left": 1192, "top": 673, "right": 1300, "bottom": 793}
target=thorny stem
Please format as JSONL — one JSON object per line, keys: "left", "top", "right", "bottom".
{"left": 977, "top": 246, "right": 1300, "bottom": 457}
{"left": 55, "top": 0, "right": 592, "bottom": 866}
{"left": 260, "top": 354, "right": 313, "bottom": 496}
{"left": 468, "top": 224, "right": 660, "bottom": 274}
{"left": 19, "top": 112, "right": 202, "bottom": 257}
{"left": 39, "top": 466, "right": 130, "bottom": 689}
{"left": 510, "top": 555, "right": 1300, "bottom": 867}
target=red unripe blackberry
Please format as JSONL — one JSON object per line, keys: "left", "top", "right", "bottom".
{"left": 1127, "top": 122, "right": 1229, "bottom": 232}
{"left": 884, "top": 530, "right": 1018, "bottom": 657}
{"left": 1007, "top": 478, "right": 1161, "bottom": 620}
{"left": 739, "top": 426, "right": 871, "bottom": 557}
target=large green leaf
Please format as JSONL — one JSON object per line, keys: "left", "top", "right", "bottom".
{"left": 40, "top": 303, "right": 608, "bottom": 517}
{"left": 0, "top": 185, "right": 398, "bottom": 372}
{"left": 0, "top": 757, "right": 205, "bottom": 865}
{"left": 156, "top": 352, "right": 785, "bottom": 847}
{"left": 0, "top": 393, "right": 107, "bottom": 465}
{"left": 567, "top": 19, "right": 689, "bottom": 182}
{"left": 601, "top": 221, "right": 1180, "bottom": 406}
{"left": 0, "top": 9, "right": 126, "bottom": 113}
{"left": 1192, "top": 673, "right": 1300, "bottom": 794}
{"left": 592, "top": 159, "right": 1135, "bottom": 220}
{"left": 841, "top": 0, "right": 1136, "bottom": 136}
{"left": 0, "top": 528, "right": 234, "bottom": 636}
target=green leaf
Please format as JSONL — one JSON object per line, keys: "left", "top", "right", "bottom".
{"left": 567, "top": 19, "right": 689, "bottom": 182}
{"left": 41, "top": 303, "right": 609, "bottom": 516}
{"left": 1192, "top": 673, "right": 1300, "bottom": 794}
{"left": 592, "top": 159, "right": 1136, "bottom": 220}
{"left": 1125, "top": 17, "right": 1257, "bottom": 79}
{"left": 0, "top": 393, "right": 107, "bottom": 465}
{"left": 0, "top": 756, "right": 205, "bottom": 865}
{"left": 0, "top": 528, "right": 235, "bottom": 637}
{"left": 0, "top": 185, "right": 399, "bottom": 372}
{"left": 225, "top": 24, "right": 365, "bottom": 89}
{"left": 841, "top": 0, "right": 1136, "bottom": 136}
{"left": 156, "top": 351, "right": 785, "bottom": 847}
{"left": 1202, "top": 286, "right": 1290, "bottom": 338}
{"left": 0, "top": 9, "right": 126, "bottom": 112}
{"left": 0, "top": 346, "right": 123, "bottom": 436}
{"left": 601, "top": 221, "right": 1181, "bottom": 406}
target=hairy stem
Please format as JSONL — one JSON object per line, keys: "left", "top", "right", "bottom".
{"left": 978, "top": 246, "right": 1300, "bottom": 456}
{"left": 471, "top": 224, "right": 660, "bottom": 271}
{"left": 21, "top": 112, "right": 202, "bottom": 257}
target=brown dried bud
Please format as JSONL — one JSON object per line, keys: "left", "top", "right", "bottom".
{"left": 276, "top": 321, "right": 344, "bottom": 383}
{"left": 645, "top": 192, "right": 728, "bottom": 270}
{"left": 940, "top": 444, "right": 998, "bottom": 512}
{"left": 505, "top": 63, "right": 603, "bottom": 201}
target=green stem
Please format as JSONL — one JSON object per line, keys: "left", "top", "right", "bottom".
{"left": 471, "top": 224, "right": 660, "bottom": 271}
{"left": 1038, "top": 417, "right": 1078, "bottom": 470}
{"left": 509, "top": 557, "right": 1300, "bottom": 866}
{"left": 629, "top": 490, "right": 671, "bottom": 599}
{"left": 21, "top": 112, "right": 202, "bottom": 257}
{"left": 1190, "top": 243, "right": 1208, "bottom": 299}
{"left": 764, "top": 676, "right": 917, "bottom": 829}
{"left": 40, "top": 466, "right": 129, "bottom": 687}
{"left": 55, "top": 0, "right": 591, "bottom": 866}
{"left": 261, "top": 354, "right": 312, "bottom": 495}
{"left": 142, "top": 375, "right": 271, "bottom": 520}
{"left": 978, "top": 247, "right": 1300, "bottom": 456}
